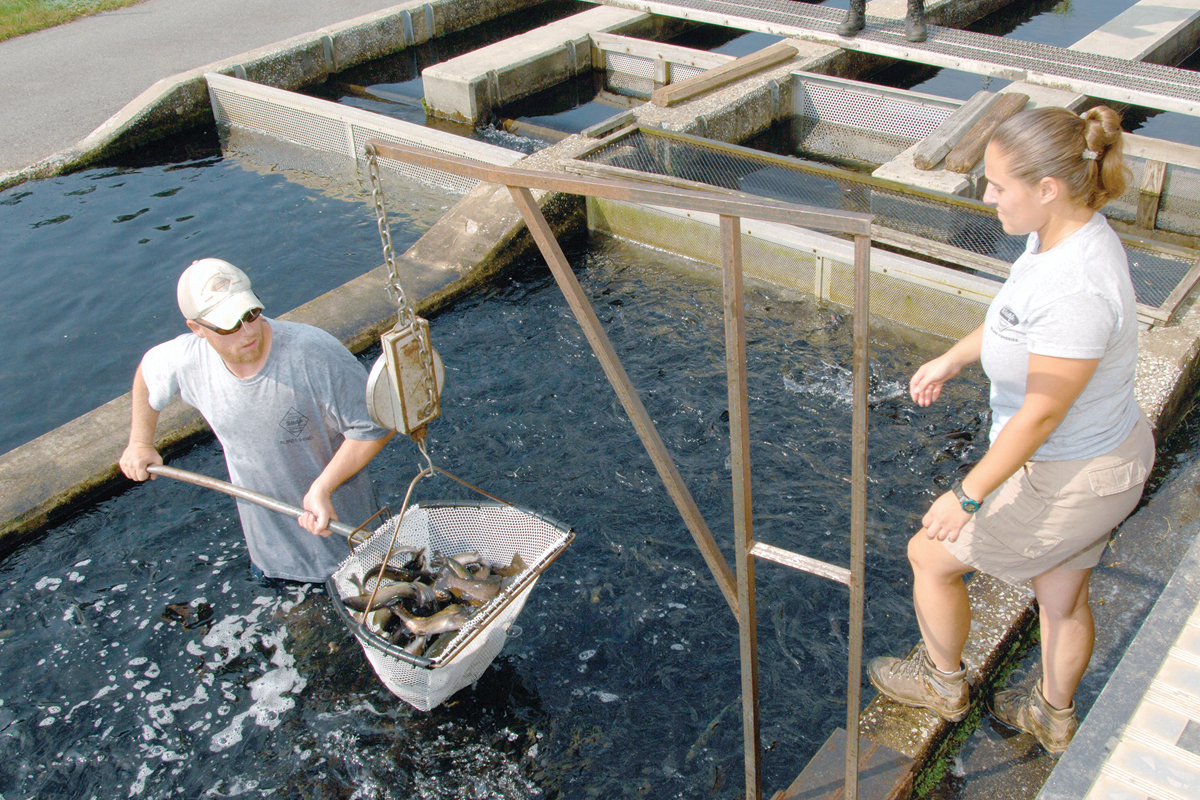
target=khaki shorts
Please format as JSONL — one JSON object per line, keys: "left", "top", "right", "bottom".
{"left": 944, "top": 413, "right": 1154, "bottom": 585}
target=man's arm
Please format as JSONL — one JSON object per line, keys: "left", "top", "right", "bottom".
{"left": 299, "top": 432, "right": 395, "bottom": 536}
{"left": 119, "top": 365, "right": 164, "bottom": 481}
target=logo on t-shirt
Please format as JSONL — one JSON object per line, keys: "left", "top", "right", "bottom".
{"left": 999, "top": 306, "right": 1019, "bottom": 329}
{"left": 279, "top": 407, "right": 309, "bottom": 437}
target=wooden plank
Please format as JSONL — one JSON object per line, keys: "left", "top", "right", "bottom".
{"left": 944, "top": 93, "right": 1029, "bottom": 174}
{"left": 1137, "top": 159, "right": 1167, "bottom": 229}
{"left": 581, "top": 110, "right": 636, "bottom": 139}
{"left": 913, "top": 91, "right": 1001, "bottom": 171}
{"left": 650, "top": 40, "right": 798, "bottom": 107}
{"left": 593, "top": 89, "right": 642, "bottom": 110}
{"left": 1124, "top": 133, "right": 1200, "bottom": 170}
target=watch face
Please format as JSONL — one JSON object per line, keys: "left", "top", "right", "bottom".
{"left": 962, "top": 499, "right": 980, "bottom": 513}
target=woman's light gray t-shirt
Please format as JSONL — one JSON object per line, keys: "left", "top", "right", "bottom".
{"left": 140, "top": 319, "right": 390, "bottom": 582}
{"left": 979, "top": 212, "right": 1139, "bottom": 461}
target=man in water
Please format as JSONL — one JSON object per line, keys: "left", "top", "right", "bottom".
{"left": 119, "top": 258, "right": 394, "bottom": 583}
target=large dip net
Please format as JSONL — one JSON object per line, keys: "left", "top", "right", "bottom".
{"left": 328, "top": 501, "right": 573, "bottom": 711}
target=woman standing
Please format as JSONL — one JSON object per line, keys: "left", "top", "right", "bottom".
{"left": 867, "top": 106, "right": 1154, "bottom": 754}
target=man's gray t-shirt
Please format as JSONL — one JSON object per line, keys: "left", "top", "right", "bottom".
{"left": 979, "top": 212, "right": 1139, "bottom": 461}
{"left": 140, "top": 319, "right": 390, "bottom": 582}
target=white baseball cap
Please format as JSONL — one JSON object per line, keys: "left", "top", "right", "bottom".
{"left": 177, "top": 259, "right": 264, "bottom": 330}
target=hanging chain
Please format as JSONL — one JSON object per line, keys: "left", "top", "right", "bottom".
{"left": 366, "top": 145, "right": 417, "bottom": 330}
{"left": 365, "top": 144, "right": 439, "bottom": 420}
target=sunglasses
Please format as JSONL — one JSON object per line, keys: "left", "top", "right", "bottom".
{"left": 194, "top": 307, "right": 263, "bottom": 336}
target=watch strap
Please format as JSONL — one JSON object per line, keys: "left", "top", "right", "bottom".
{"left": 953, "top": 481, "right": 980, "bottom": 513}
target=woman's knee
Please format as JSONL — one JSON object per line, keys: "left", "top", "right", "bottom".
{"left": 907, "top": 532, "right": 971, "bottom": 580}
{"left": 1033, "top": 569, "right": 1092, "bottom": 621}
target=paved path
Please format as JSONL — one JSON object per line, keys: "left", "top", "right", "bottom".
{"left": 0, "top": 0, "right": 400, "bottom": 173}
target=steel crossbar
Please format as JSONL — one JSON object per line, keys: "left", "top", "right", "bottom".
{"left": 367, "top": 139, "right": 873, "bottom": 800}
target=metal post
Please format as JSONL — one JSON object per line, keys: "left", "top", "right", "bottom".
{"left": 363, "top": 139, "right": 878, "bottom": 799}
{"left": 721, "top": 215, "right": 761, "bottom": 800}
{"left": 845, "top": 233, "right": 871, "bottom": 800}
{"left": 506, "top": 184, "right": 741, "bottom": 618}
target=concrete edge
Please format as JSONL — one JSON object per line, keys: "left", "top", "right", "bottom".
{"left": 0, "top": 0, "right": 550, "bottom": 193}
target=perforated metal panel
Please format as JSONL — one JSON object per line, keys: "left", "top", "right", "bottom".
{"left": 206, "top": 73, "right": 524, "bottom": 195}
{"left": 602, "top": 45, "right": 715, "bottom": 100}
{"left": 794, "top": 76, "right": 954, "bottom": 142}
{"left": 329, "top": 502, "right": 572, "bottom": 711}
{"left": 606, "top": 50, "right": 656, "bottom": 80}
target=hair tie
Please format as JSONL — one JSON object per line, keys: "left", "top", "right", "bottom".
{"left": 1082, "top": 149, "right": 1099, "bottom": 161}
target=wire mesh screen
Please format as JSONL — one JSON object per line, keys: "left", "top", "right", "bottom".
{"left": 588, "top": 196, "right": 990, "bottom": 339}
{"left": 578, "top": 128, "right": 1196, "bottom": 312}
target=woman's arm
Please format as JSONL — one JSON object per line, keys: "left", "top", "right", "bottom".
{"left": 920, "top": 353, "right": 1100, "bottom": 542}
{"left": 910, "top": 324, "right": 984, "bottom": 407}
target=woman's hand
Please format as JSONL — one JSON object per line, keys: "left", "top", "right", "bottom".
{"left": 921, "top": 490, "right": 974, "bottom": 542}
{"left": 910, "top": 354, "right": 962, "bottom": 407}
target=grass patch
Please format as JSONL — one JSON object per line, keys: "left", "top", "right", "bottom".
{"left": 0, "top": 0, "right": 149, "bottom": 43}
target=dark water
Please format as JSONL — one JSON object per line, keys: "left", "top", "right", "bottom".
{"left": 0, "top": 236, "right": 992, "bottom": 799}
{"left": 870, "top": 0, "right": 1200, "bottom": 147}
{"left": 305, "top": 0, "right": 589, "bottom": 154}
{"left": 0, "top": 131, "right": 446, "bottom": 455}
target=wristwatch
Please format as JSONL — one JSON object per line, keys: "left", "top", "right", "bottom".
{"left": 952, "top": 481, "right": 980, "bottom": 513}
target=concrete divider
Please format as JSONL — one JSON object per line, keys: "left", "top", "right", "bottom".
{"left": 422, "top": 5, "right": 668, "bottom": 123}
{"left": 875, "top": 0, "right": 1200, "bottom": 194}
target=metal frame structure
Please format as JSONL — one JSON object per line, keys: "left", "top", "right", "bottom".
{"left": 367, "top": 138, "right": 874, "bottom": 800}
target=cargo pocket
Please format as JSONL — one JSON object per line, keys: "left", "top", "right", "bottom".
{"left": 1087, "top": 457, "right": 1148, "bottom": 497}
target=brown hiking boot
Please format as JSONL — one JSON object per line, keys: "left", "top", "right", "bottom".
{"left": 990, "top": 681, "right": 1078, "bottom": 755}
{"left": 867, "top": 643, "right": 969, "bottom": 721}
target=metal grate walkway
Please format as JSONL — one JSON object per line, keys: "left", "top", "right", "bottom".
{"left": 590, "top": 0, "right": 1200, "bottom": 116}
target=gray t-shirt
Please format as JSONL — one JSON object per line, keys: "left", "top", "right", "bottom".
{"left": 141, "top": 319, "right": 390, "bottom": 582}
{"left": 980, "top": 212, "right": 1140, "bottom": 461}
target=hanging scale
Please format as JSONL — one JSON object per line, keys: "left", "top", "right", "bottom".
{"left": 364, "top": 144, "right": 445, "bottom": 437}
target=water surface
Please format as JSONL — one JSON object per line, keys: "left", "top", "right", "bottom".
{"left": 0, "top": 235, "right": 992, "bottom": 799}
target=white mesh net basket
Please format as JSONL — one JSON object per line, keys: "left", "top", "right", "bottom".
{"left": 328, "top": 501, "right": 572, "bottom": 711}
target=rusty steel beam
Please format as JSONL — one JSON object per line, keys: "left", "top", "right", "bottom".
{"left": 369, "top": 139, "right": 877, "bottom": 799}
{"left": 367, "top": 140, "right": 872, "bottom": 235}
{"left": 722, "top": 214, "right": 762, "bottom": 800}
{"left": 845, "top": 233, "right": 872, "bottom": 800}
{"left": 506, "top": 184, "right": 742, "bottom": 617}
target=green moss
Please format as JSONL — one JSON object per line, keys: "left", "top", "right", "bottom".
{"left": 911, "top": 618, "right": 1041, "bottom": 797}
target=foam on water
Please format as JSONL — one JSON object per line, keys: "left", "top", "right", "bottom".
{"left": 0, "top": 236, "right": 998, "bottom": 798}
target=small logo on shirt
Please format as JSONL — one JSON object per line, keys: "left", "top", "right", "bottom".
{"left": 279, "top": 407, "right": 309, "bottom": 437}
{"left": 998, "top": 306, "right": 1019, "bottom": 329}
